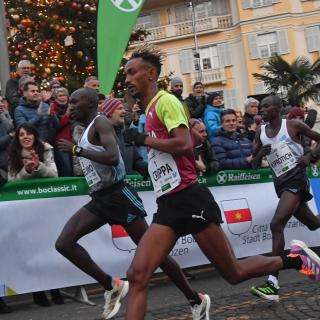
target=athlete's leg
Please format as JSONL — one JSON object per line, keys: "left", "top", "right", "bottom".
{"left": 55, "top": 208, "right": 112, "bottom": 290}
{"left": 269, "top": 191, "right": 302, "bottom": 277}
{"left": 293, "top": 203, "right": 320, "bottom": 231}
{"left": 193, "top": 223, "right": 283, "bottom": 284}
{"left": 125, "top": 218, "right": 197, "bottom": 300}
{"left": 125, "top": 224, "right": 177, "bottom": 320}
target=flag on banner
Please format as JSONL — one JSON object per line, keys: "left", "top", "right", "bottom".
{"left": 111, "top": 225, "right": 136, "bottom": 252}
{"left": 97, "top": 0, "right": 146, "bottom": 94}
{"left": 221, "top": 198, "right": 252, "bottom": 235}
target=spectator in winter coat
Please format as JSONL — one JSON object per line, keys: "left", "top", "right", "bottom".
{"left": 50, "top": 87, "right": 73, "bottom": 176}
{"left": 212, "top": 109, "right": 253, "bottom": 170}
{"left": 190, "top": 118, "right": 219, "bottom": 175}
{"left": 102, "top": 98, "right": 148, "bottom": 177}
{"left": 185, "top": 82, "right": 207, "bottom": 118}
{"left": 0, "top": 96, "right": 14, "bottom": 185}
{"left": 14, "top": 82, "right": 59, "bottom": 144}
{"left": 5, "top": 60, "right": 32, "bottom": 117}
{"left": 203, "top": 91, "right": 224, "bottom": 143}
{"left": 7, "top": 123, "right": 58, "bottom": 180}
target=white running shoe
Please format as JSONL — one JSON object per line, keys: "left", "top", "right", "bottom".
{"left": 191, "top": 293, "right": 211, "bottom": 320}
{"left": 102, "top": 278, "right": 129, "bottom": 319}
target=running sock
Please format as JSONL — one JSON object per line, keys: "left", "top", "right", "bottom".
{"left": 267, "top": 275, "right": 280, "bottom": 289}
{"left": 189, "top": 291, "right": 202, "bottom": 307}
{"left": 104, "top": 276, "right": 114, "bottom": 291}
{"left": 281, "top": 255, "right": 303, "bottom": 270}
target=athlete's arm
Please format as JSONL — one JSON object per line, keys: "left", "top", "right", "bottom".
{"left": 294, "top": 121, "right": 320, "bottom": 162}
{"left": 57, "top": 117, "right": 119, "bottom": 166}
{"left": 81, "top": 117, "right": 119, "bottom": 166}
{"left": 144, "top": 125, "right": 193, "bottom": 156}
{"left": 251, "top": 128, "right": 271, "bottom": 169}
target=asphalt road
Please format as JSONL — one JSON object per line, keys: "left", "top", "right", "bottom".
{"left": 2, "top": 268, "right": 320, "bottom": 320}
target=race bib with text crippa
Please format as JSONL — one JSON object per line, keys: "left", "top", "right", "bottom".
{"left": 148, "top": 149, "right": 181, "bottom": 197}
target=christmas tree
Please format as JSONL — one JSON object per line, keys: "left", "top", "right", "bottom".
{"left": 4, "top": 0, "right": 148, "bottom": 92}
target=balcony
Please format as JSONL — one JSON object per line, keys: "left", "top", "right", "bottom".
{"left": 136, "top": 14, "right": 232, "bottom": 43}
{"left": 191, "top": 68, "right": 226, "bottom": 85}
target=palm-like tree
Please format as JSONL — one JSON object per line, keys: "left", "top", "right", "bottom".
{"left": 253, "top": 55, "right": 320, "bottom": 106}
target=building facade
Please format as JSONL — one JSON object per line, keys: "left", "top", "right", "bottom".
{"left": 132, "top": 0, "right": 320, "bottom": 110}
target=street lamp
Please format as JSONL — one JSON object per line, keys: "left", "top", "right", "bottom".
{"left": 185, "top": 0, "right": 203, "bottom": 82}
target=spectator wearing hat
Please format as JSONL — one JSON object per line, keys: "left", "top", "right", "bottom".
{"left": 203, "top": 91, "right": 224, "bottom": 144}
{"left": 102, "top": 98, "right": 148, "bottom": 177}
{"left": 170, "top": 76, "right": 184, "bottom": 102}
{"left": 185, "top": 82, "right": 207, "bottom": 118}
{"left": 212, "top": 109, "right": 253, "bottom": 170}
{"left": 5, "top": 60, "right": 32, "bottom": 117}
{"left": 50, "top": 87, "right": 73, "bottom": 176}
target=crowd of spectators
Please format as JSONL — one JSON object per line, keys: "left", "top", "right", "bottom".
{"left": 0, "top": 59, "right": 319, "bottom": 312}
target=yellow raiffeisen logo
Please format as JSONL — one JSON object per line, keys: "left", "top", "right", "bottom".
{"left": 111, "top": 0, "right": 143, "bottom": 12}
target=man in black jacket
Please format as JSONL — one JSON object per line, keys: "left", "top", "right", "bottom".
{"left": 185, "top": 82, "right": 207, "bottom": 118}
{"left": 101, "top": 97, "right": 148, "bottom": 178}
{"left": 5, "top": 60, "right": 32, "bottom": 118}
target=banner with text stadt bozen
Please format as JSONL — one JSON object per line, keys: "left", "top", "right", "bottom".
{"left": 97, "top": 0, "right": 145, "bottom": 94}
{"left": 1, "top": 166, "right": 320, "bottom": 297}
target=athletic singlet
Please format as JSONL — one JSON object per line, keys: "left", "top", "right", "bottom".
{"left": 78, "top": 115, "right": 126, "bottom": 194}
{"left": 145, "top": 90, "right": 197, "bottom": 198}
{"left": 260, "top": 119, "right": 305, "bottom": 182}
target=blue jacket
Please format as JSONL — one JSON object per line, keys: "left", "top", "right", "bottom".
{"left": 203, "top": 105, "right": 223, "bottom": 144}
{"left": 212, "top": 130, "right": 253, "bottom": 170}
{"left": 15, "top": 98, "right": 59, "bottom": 143}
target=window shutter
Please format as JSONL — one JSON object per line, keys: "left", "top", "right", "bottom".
{"left": 305, "top": 26, "right": 320, "bottom": 53}
{"left": 218, "top": 43, "right": 233, "bottom": 67}
{"left": 247, "top": 34, "right": 259, "bottom": 59}
{"left": 242, "top": 0, "right": 252, "bottom": 9}
{"left": 224, "top": 89, "right": 238, "bottom": 109}
{"left": 179, "top": 49, "right": 193, "bottom": 74}
{"left": 277, "top": 30, "right": 290, "bottom": 55}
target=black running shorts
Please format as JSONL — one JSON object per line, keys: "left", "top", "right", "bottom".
{"left": 275, "top": 178, "right": 313, "bottom": 202}
{"left": 84, "top": 181, "right": 147, "bottom": 226}
{"left": 153, "top": 183, "right": 223, "bottom": 236}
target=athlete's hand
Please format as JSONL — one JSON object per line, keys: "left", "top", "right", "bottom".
{"left": 123, "top": 128, "right": 147, "bottom": 146}
{"left": 259, "top": 144, "right": 272, "bottom": 157}
{"left": 57, "top": 139, "right": 74, "bottom": 154}
{"left": 297, "top": 154, "right": 311, "bottom": 168}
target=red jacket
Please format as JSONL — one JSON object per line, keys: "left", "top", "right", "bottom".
{"left": 50, "top": 102, "right": 72, "bottom": 143}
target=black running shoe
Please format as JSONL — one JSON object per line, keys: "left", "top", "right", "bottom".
{"left": 250, "top": 281, "right": 279, "bottom": 301}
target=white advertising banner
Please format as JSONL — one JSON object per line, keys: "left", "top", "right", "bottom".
{"left": 1, "top": 171, "right": 320, "bottom": 297}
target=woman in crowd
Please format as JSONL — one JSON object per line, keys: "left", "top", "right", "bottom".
{"left": 50, "top": 87, "right": 73, "bottom": 177}
{"left": 7, "top": 123, "right": 63, "bottom": 306}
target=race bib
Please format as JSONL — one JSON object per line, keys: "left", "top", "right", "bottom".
{"left": 266, "top": 141, "right": 297, "bottom": 177}
{"left": 148, "top": 149, "right": 181, "bottom": 197}
{"left": 79, "top": 157, "right": 101, "bottom": 187}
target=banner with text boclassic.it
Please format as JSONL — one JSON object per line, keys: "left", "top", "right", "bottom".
{"left": 97, "top": 0, "right": 145, "bottom": 94}
{"left": 1, "top": 167, "right": 320, "bottom": 297}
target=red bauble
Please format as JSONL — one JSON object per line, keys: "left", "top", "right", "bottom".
{"left": 71, "top": 2, "right": 78, "bottom": 9}
{"left": 21, "top": 18, "right": 32, "bottom": 27}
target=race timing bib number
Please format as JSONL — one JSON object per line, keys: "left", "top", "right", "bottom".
{"left": 267, "top": 141, "right": 297, "bottom": 177}
{"left": 148, "top": 149, "right": 181, "bottom": 197}
{"left": 79, "top": 157, "right": 101, "bottom": 187}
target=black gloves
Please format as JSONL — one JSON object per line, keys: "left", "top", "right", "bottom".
{"left": 123, "top": 128, "right": 147, "bottom": 146}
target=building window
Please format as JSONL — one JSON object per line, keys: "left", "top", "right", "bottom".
{"left": 136, "top": 12, "right": 160, "bottom": 29}
{"left": 200, "top": 46, "right": 220, "bottom": 70}
{"left": 257, "top": 32, "right": 278, "bottom": 58}
{"left": 252, "top": 0, "right": 273, "bottom": 7}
